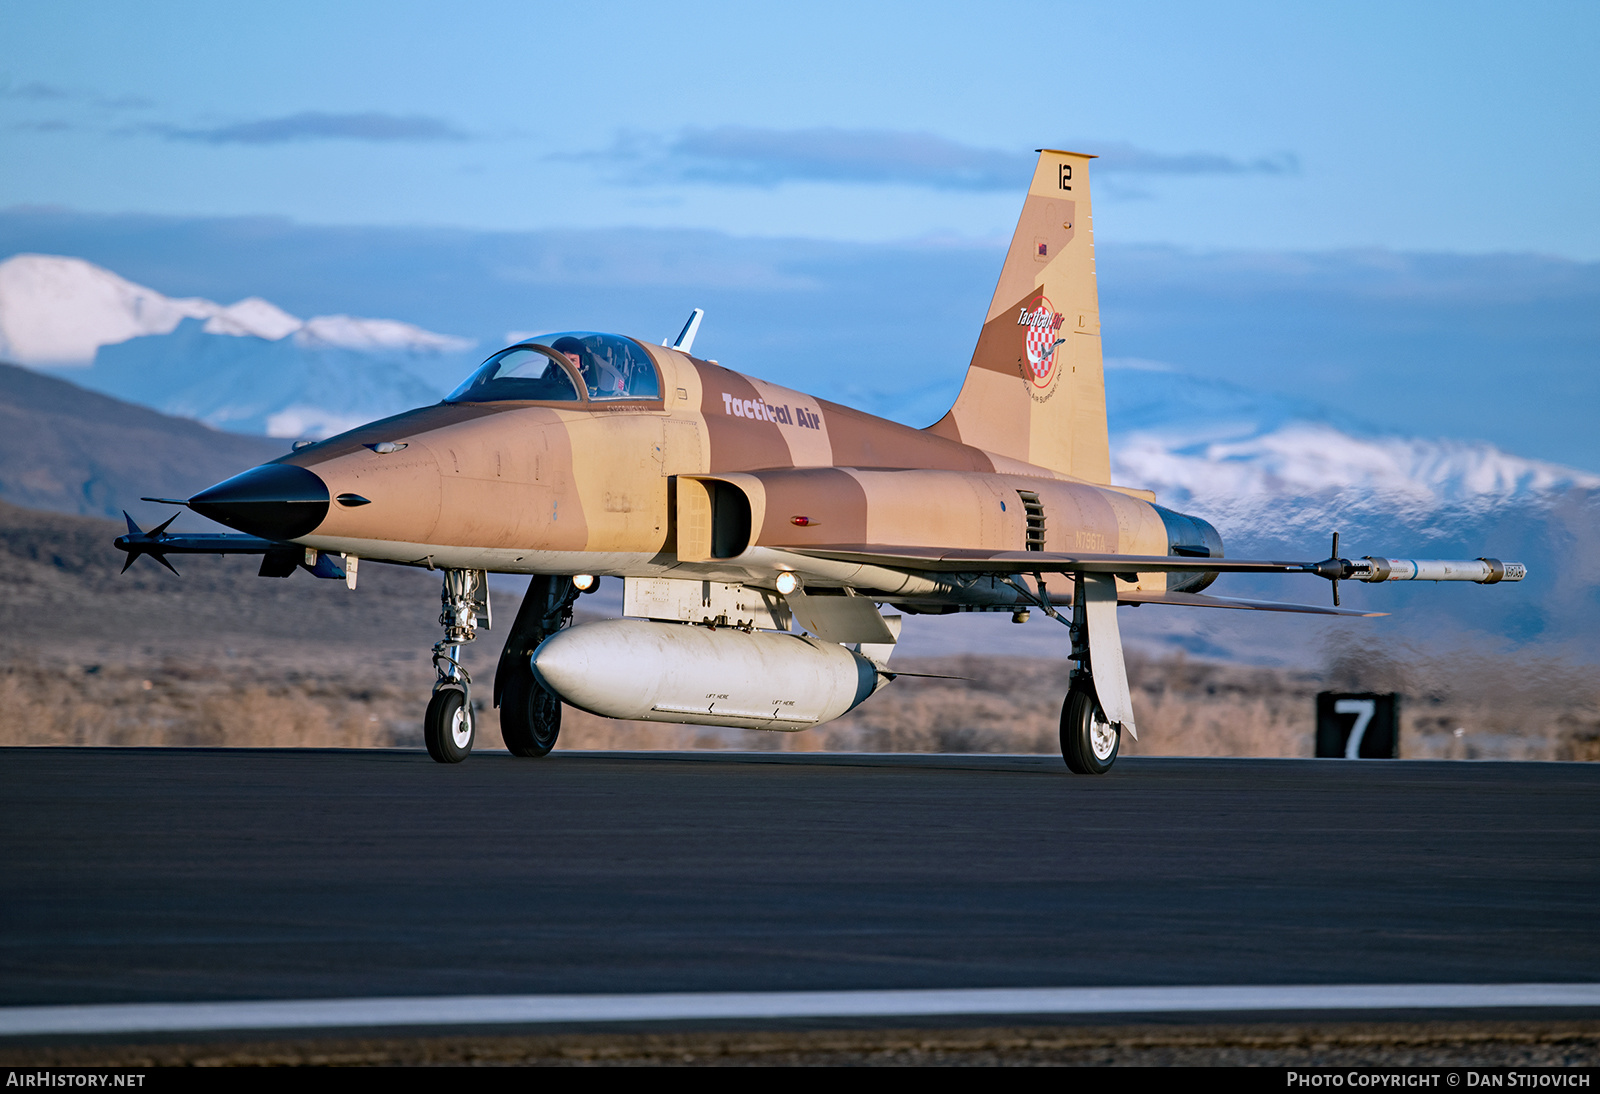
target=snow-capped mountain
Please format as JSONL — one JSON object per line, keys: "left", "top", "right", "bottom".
{"left": 0, "top": 254, "right": 474, "bottom": 363}
{"left": 5, "top": 251, "right": 1593, "bottom": 517}
{"left": 0, "top": 254, "right": 219, "bottom": 365}
{"left": 82, "top": 318, "right": 464, "bottom": 439}
{"left": 0, "top": 254, "right": 480, "bottom": 437}
{"left": 1102, "top": 363, "right": 1600, "bottom": 528}
{"left": 1084, "top": 362, "right": 1600, "bottom": 666}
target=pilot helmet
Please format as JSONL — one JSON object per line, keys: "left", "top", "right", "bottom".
{"left": 550, "top": 336, "right": 597, "bottom": 380}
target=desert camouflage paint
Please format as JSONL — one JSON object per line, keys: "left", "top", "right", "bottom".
{"left": 275, "top": 151, "right": 1176, "bottom": 601}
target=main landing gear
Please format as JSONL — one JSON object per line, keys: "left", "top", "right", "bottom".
{"left": 1059, "top": 576, "right": 1120, "bottom": 774}
{"left": 494, "top": 575, "right": 578, "bottom": 757}
{"left": 421, "top": 571, "right": 579, "bottom": 763}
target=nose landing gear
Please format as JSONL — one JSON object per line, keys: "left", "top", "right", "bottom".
{"left": 423, "top": 569, "right": 488, "bottom": 764}
{"left": 424, "top": 687, "right": 474, "bottom": 764}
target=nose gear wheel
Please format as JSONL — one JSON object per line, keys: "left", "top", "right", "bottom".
{"left": 424, "top": 687, "right": 474, "bottom": 763}
{"left": 422, "top": 569, "right": 487, "bottom": 764}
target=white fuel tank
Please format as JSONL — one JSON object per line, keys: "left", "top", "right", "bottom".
{"left": 531, "top": 619, "right": 889, "bottom": 730}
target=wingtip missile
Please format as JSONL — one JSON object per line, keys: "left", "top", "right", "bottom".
{"left": 1363, "top": 557, "right": 1526, "bottom": 584}
{"left": 114, "top": 512, "right": 183, "bottom": 575}
{"left": 1309, "top": 549, "right": 1526, "bottom": 595}
{"left": 115, "top": 540, "right": 179, "bottom": 575}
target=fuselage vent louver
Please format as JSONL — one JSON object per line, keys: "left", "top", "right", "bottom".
{"left": 1016, "top": 490, "right": 1046, "bottom": 551}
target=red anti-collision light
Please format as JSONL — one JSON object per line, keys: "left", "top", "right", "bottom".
{"left": 791, "top": 516, "right": 817, "bottom": 527}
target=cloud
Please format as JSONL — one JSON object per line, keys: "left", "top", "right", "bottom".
{"left": 1104, "top": 356, "right": 1180, "bottom": 373}
{"left": 95, "top": 93, "right": 155, "bottom": 111}
{"left": 161, "top": 111, "right": 468, "bottom": 145}
{"left": 589, "top": 127, "right": 1299, "bottom": 191}
{"left": 7, "top": 120, "right": 75, "bottom": 134}
{"left": 2, "top": 81, "right": 73, "bottom": 101}
{"left": 664, "top": 127, "right": 1031, "bottom": 190}
{"left": 0, "top": 81, "right": 153, "bottom": 110}
{"left": 1092, "top": 142, "right": 1299, "bottom": 176}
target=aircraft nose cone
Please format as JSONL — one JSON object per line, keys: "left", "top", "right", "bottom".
{"left": 189, "top": 463, "right": 330, "bottom": 541}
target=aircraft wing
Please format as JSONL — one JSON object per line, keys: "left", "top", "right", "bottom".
{"left": 781, "top": 544, "right": 1393, "bottom": 615}
{"left": 1119, "top": 589, "right": 1384, "bottom": 617}
{"left": 782, "top": 545, "right": 1314, "bottom": 575}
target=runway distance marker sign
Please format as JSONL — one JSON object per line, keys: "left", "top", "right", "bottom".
{"left": 1317, "top": 692, "right": 1400, "bottom": 759}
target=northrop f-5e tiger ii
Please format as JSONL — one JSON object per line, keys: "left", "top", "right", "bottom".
{"left": 117, "top": 149, "right": 1526, "bottom": 771}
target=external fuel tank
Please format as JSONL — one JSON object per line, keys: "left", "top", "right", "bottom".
{"left": 531, "top": 619, "right": 888, "bottom": 730}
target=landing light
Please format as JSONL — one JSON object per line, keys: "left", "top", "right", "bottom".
{"left": 572, "top": 574, "right": 597, "bottom": 592}
{"left": 775, "top": 572, "right": 801, "bottom": 596}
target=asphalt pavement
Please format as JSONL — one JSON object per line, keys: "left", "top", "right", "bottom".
{"left": 3, "top": 748, "right": 1597, "bottom": 1015}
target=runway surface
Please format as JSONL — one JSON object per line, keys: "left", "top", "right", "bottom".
{"left": 3, "top": 748, "right": 1598, "bottom": 1028}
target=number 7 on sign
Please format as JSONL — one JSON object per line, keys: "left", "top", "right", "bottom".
{"left": 1334, "top": 698, "right": 1376, "bottom": 759}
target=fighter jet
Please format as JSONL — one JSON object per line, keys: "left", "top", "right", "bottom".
{"left": 116, "top": 149, "right": 1526, "bottom": 771}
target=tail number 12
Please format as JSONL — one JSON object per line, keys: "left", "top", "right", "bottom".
{"left": 1058, "top": 163, "right": 1072, "bottom": 191}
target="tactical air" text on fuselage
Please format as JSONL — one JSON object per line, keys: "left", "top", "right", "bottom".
{"left": 721, "top": 393, "right": 821, "bottom": 430}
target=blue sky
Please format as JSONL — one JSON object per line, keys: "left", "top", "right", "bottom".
{"left": 2, "top": 1, "right": 1598, "bottom": 471}
{"left": 2, "top": 0, "right": 1598, "bottom": 255}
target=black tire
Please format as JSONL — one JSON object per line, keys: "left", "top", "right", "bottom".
{"left": 500, "top": 666, "right": 561, "bottom": 758}
{"left": 1060, "top": 685, "right": 1119, "bottom": 775}
{"left": 424, "top": 688, "right": 474, "bottom": 764}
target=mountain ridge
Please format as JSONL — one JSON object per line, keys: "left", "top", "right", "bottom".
{"left": 0, "top": 360, "right": 283, "bottom": 519}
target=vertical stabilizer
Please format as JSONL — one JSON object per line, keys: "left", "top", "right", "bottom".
{"left": 926, "top": 150, "right": 1108, "bottom": 482}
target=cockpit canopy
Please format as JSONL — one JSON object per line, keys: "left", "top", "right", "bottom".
{"left": 446, "top": 332, "right": 661, "bottom": 404}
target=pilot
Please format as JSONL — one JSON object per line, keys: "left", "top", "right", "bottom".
{"left": 552, "top": 336, "right": 626, "bottom": 397}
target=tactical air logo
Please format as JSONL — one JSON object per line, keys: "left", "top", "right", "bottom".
{"left": 1017, "top": 298, "right": 1066, "bottom": 392}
